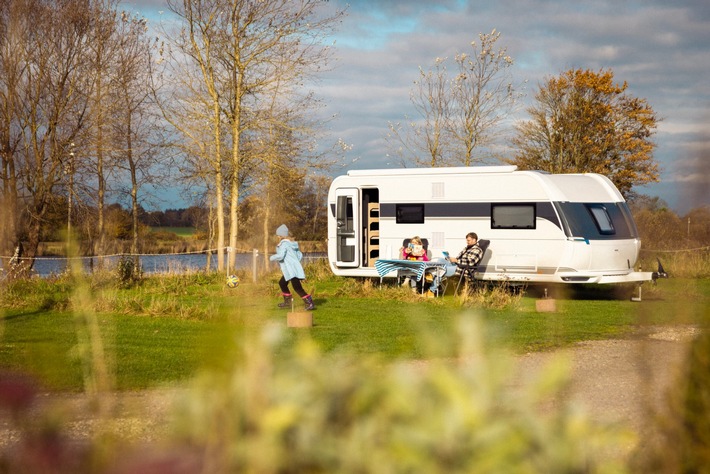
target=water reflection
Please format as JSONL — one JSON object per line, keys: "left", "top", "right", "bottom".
{"left": 20, "top": 253, "right": 326, "bottom": 277}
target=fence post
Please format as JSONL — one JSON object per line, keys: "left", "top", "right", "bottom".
{"left": 252, "top": 248, "right": 259, "bottom": 282}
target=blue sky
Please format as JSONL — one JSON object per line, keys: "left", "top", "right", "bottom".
{"left": 123, "top": 0, "right": 709, "bottom": 214}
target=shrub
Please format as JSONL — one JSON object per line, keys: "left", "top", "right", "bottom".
{"left": 116, "top": 256, "right": 142, "bottom": 288}
{"left": 0, "top": 276, "right": 71, "bottom": 310}
{"left": 458, "top": 281, "right": 524, "bottom": 310}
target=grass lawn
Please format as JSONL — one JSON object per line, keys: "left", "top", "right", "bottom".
{"left": 1, "top": 269, "right": 708, "bottom": 391}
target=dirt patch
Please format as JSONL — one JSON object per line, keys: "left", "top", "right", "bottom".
{"left": 514, "top": 326, "right": 699, "bottom": 458}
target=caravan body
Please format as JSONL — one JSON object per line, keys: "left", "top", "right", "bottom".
{"left": 327, "top": 166, "right": 655, "bottom": 284}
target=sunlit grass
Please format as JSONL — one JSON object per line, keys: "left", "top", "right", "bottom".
{"left": 1, "top": 261, "right": 708, "bottom": 391}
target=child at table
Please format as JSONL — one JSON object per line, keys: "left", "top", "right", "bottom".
{"left": 401, "top": 236, "right": 429, "bottom": 261}
{"left": 399, "top": 236, "right": 428, "bottom": 292}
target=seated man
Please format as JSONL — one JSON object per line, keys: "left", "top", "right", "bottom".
{"left": 447, "top": 232, "right": 484, "bottom": 285}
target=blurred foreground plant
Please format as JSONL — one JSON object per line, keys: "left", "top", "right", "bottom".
{"left": 161, "top": 313, "right": 630, "bottom": 473}
{"left": 632, "top": 328, "right": 710, "bottom": 472}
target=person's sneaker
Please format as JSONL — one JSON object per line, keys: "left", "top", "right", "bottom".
{"left": 426, "top": 290, "right": 436, "bottom": 298}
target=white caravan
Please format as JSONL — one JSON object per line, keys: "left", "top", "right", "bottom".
{"left": 327, "top": 166, "right": 665, "bottom": 285}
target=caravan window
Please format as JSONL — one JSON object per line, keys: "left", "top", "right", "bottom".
{"left": 396, "top": 204, "right": 425, "bottom": 224}
{"left": 587, "top": 204, "right": 615, "bottom": 235}
{"left": 491, "top": 204, "right": 536, "bottom": 229}
{"left": 556, "top": 202, "right": 634, "bottom": 240}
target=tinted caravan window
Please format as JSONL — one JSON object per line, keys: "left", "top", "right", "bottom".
{"left": 557, "top": 202, "right": 635, "bottom": 239}
{"left": 396, "top": 204, "right": 425, "bottom": 224}
{"left": 587, "top": 204, "right": 615, "bottom": 235}
{"left": 491, "top": 204, "right": 536, "bottom": 229}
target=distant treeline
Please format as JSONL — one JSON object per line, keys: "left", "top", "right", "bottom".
{"left": 139, "top": 206, "right": 206, "bottom": 228}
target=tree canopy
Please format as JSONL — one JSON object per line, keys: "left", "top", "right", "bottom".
{"left": 510, "top": 68, "right": 659, "bottom": 196}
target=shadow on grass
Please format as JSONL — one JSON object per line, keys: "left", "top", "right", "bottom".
{"left": 523, "top": 283, "right": 659, "bottom": 301}
{"left": 0, "top": 310, "right": 50, "bottom": 322}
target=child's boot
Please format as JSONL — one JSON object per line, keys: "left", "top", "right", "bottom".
{"left": 278, "top": 293, "right": 293, "bottom": 309}
{"left": 302, "top": 294, "right": 315, "bottom": 310}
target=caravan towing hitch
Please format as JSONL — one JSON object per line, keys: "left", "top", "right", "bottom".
{"left": 632, "top": 258, "right": 669, "bottom": 302}
{"left": 651, "top": 257, "right": 669, "bottom": 283}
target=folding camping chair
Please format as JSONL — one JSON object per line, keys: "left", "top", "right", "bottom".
{"left": 454, "top": 239, "right": 490, "bottom": 295}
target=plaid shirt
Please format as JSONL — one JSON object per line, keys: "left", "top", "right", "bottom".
{"left": 456, "top": 243, "right": 483, "bottom": 267}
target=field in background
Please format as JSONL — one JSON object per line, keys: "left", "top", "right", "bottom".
{"left": 151, "top": 226, "right": 197, "bottom": 238}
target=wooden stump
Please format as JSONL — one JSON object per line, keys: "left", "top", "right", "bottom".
{"left": 535, "top": 299, "right": 557, "bottom": 313}
{"left": 287, "top": 311, "right": 313, "bottom": 328}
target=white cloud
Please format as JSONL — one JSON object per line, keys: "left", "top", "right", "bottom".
{"left": 123, "top": 0, "right": 710, "bottom": 212}
{"left": 315, "top": 0, "right": 710, "bottom": 212}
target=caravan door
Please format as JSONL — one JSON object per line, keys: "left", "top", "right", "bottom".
{"left": 334, "top": 188, "right": 360, "bottom": 267}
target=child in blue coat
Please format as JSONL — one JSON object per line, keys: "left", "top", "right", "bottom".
{"left": 270, "top": 224, "right": 315, "bottom": 310}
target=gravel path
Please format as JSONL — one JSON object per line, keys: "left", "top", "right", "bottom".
{"left": 514, "top": 326, "right": 698, "bottom": 458}
{"left": 518, "top": 326, "right": 697, "bottom": 423}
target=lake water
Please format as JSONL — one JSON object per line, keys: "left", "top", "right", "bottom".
{"left": 10, "top": 252, "right": 327, "bottom": 278}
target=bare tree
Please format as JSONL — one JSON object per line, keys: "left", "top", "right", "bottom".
{"left": 158, "top": 0, "right": 231, "bottom": 272}
{"left": 86, "top": 0, "right": 121, "bottom": 262}
{"left": 2, "top": 0, "right": 94, "bottom": 271}
{"left": 388, "top": 30, "right": 521, "bottom": 167}
{"left": 388, "top": 59, "right": 450, "bottom": 167}
{"left": 111, "top": 12, "right": 163, "bottom": 257}
{"left": 448, "top": 30, "right": 520, "bottom": 165}
{"left": 0, "top": 0, "right": 28, "bottom": 268}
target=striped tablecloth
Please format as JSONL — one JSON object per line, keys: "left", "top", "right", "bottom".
{"left": 374, "top": 259, "right": 452, "bottom": 281}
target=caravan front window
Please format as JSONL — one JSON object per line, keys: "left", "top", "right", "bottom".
{"left": 491, "top": 204, "right": 536, "bottom": 229}
{"left": 587, "top": 204, "right": 615, "bottom": 235}
{"left": 556, "top": 202, "right": 635, "bottom": 240}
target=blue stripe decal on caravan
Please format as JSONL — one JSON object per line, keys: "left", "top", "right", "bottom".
{"left": 380, "top": 202, "right": 562, "bottom": 229}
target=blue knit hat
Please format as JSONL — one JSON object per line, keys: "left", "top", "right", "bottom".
{"left": 276, "top": 224, "right": 289, "bottom": 237}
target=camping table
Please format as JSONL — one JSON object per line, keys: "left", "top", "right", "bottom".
{"left": 374, "top": 259, "right": 456, "bottom": 294}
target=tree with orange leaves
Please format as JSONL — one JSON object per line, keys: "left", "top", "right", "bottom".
{"left": 510, "top": 68, "right": 659, "bottom": 197}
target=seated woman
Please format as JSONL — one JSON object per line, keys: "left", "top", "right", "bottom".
{"left": 401, "top": 236, "right": 429, "bottom": 261}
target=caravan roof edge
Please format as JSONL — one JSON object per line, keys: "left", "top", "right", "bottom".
{"left": 345, "top": 165, "right": 518, "bottom": 177}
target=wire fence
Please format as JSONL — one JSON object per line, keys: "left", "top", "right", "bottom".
{"left": 1, "top": 247, "right": 327, "bottom": 282}
{"left": 640, "top": 246, "right": 710, "bottom": 253}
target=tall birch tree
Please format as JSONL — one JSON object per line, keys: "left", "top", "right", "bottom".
{"left": 165, "top": 0, "right": 343, "bottom": 272}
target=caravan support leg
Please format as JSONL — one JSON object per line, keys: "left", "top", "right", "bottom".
{"left": 631, "top": 284, "right": 643, "bottom": 302}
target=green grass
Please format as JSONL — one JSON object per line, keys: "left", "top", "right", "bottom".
{"left": 1, "top": 266, "right": 708, "bottom": 391}
{"left": 150, "top": 226, "right": 196, "bottom": 237}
